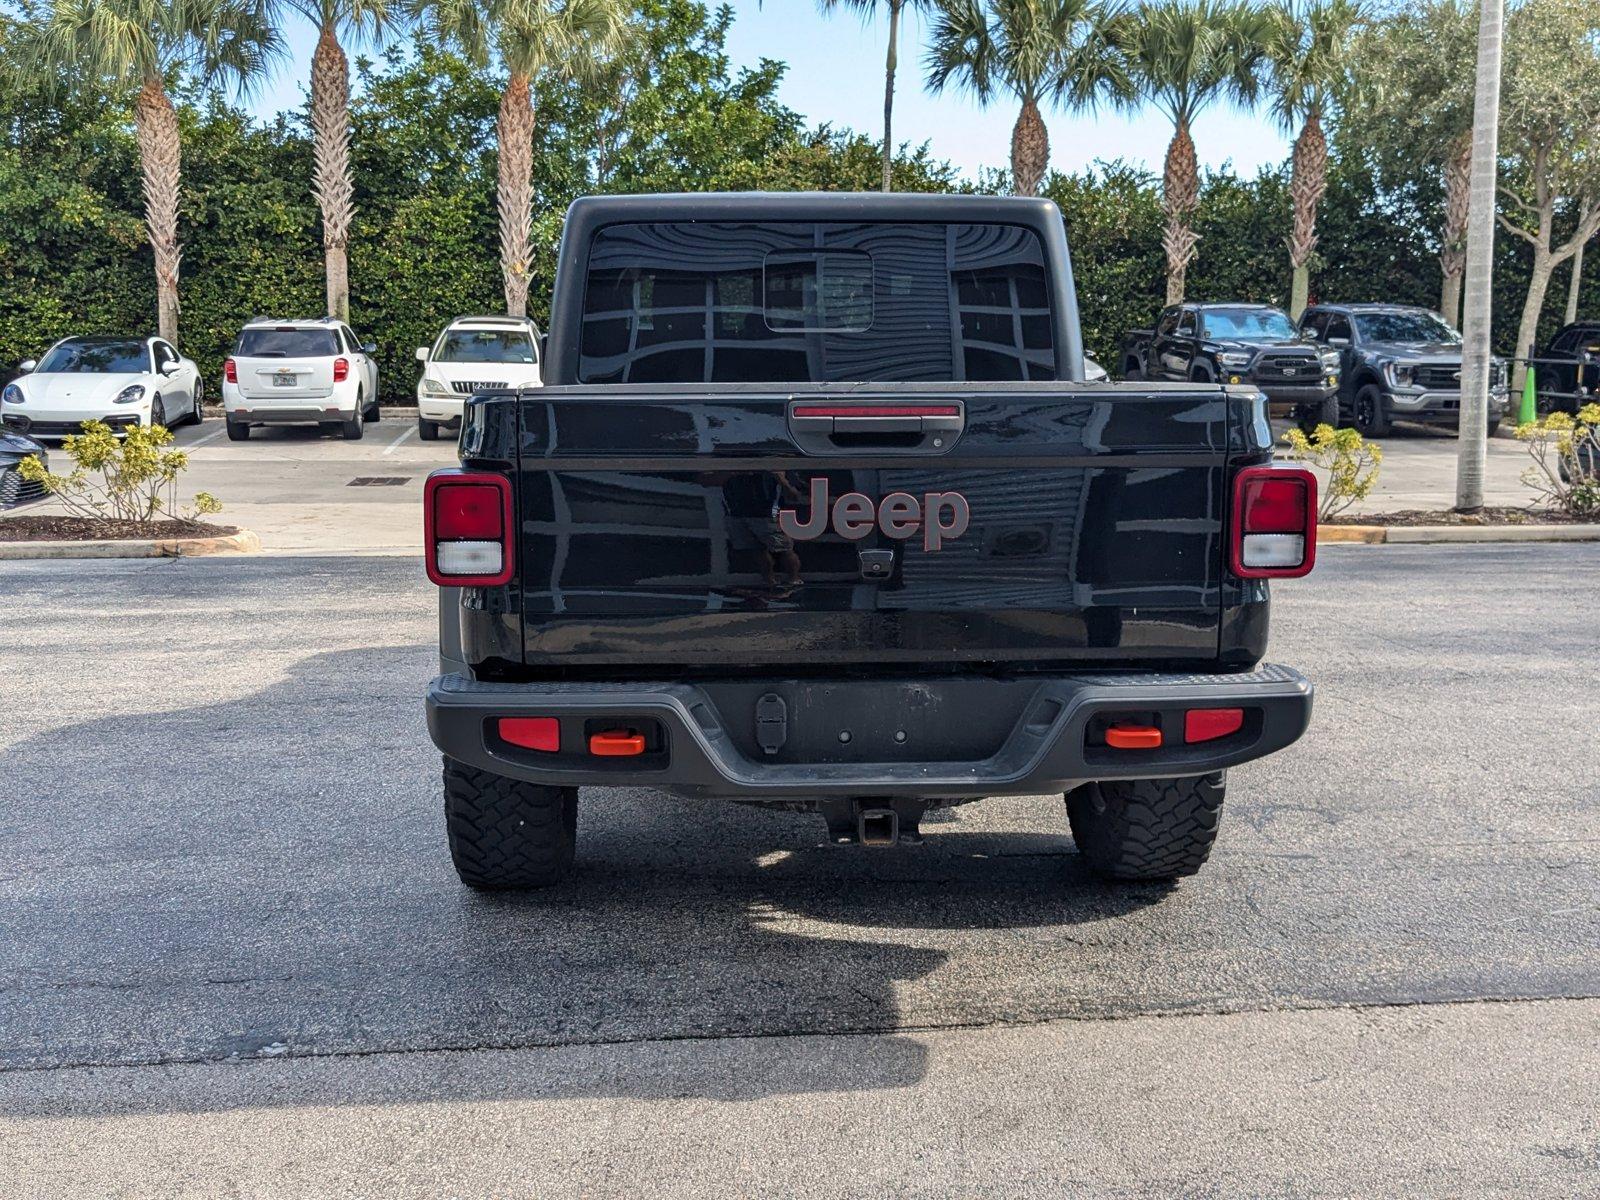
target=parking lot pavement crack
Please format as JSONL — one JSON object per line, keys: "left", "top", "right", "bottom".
{"left": 4, "top": 991, "right": 1598, "bottom": 1077}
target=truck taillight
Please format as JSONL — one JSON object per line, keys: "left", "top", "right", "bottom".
{"left": 224, "top": 358, "right": 237, "bottom": 384}
{"left": 425, "top": 470, "right": 514, "bottom": 587}
{"left": 333, "top": 357, "right": 349, "bottom": 382}
{"left": 1230, "top": 466, "right": 1317, "bottom": 579}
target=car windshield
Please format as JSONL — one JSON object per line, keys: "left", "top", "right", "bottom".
{"left": 434, "top": 329, "right": 537, "bottom": 364}
{"left": 235, "top": 328, "right": 340, "bottom": 358}
{"left": 1200, "top": 309, "right": 1298, "bottom": 340}
{"left": 36, "top": 341, "right": 149, "bottom": 374}
{"left": 1354, "top": 312, "right": 1461, "bottom": 345}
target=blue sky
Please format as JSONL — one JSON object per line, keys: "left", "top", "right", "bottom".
{"left": 251, "top": 0, "right": 1291, "bottom": 182}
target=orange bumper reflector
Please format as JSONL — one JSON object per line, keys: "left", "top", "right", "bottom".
{"left": 1185, "top": 707, "right": 1244, "bottom": 743}
{"left": 589, "top": 729, "right": 646, "bottom": 757}
{"left": 499, "top": 717, "right": 559, "bottom": 752}
{"left": 1105, "top": 725, "right": 1162, "bottom": 750}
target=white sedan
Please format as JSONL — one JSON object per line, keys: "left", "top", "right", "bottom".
{"left": 1, "top": 336, "right": 204, "bottom": 439}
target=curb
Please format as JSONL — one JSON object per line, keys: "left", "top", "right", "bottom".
{"left": 1320, "top": 523, "right": 1600, "bottom": 544}
{"left": 0, "top": 529, "right": 261, "bottom": 560}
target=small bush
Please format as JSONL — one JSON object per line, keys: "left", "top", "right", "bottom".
{"left": 1281, "top": 423, "right": 1384, "bottom": 521}
{"left": 17, "top": 421, "right": 222, "bottom": 529}
{"left": 1515, "top": 403, "right": 1600, "bottom": 518}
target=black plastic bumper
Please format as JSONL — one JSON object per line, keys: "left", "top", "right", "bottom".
{"left": 426, "top": 665, "right": 1314, "bottom": 800}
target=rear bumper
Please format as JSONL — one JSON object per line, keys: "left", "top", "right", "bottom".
{"left": 426, "top": 665, "right": 1313, "bottom": 800}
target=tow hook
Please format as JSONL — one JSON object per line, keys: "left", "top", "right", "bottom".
{"left": 819, "top": 797, "right": 927, "bottom": 847}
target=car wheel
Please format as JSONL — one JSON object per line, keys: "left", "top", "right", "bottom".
{"left": 365, "top": 394, "right": 381, "bottom": 423}
{"left": 1354, "top": 383, "right": 1391, "bottom": 438}
{"left": 1066, "top": 772, "right": 1226, "bottom": 882}
{"left": 443, "top": 756, "right": 577, "bottom": 889}
{"left": 189, "top": 380, "right": 204, "bottom": 426}
{"left": 342, "top": 392, "right": 365, "bottom": 441}
{"left": 1189, "top": 363, "right": 1216, "bottom": 384}
{"left": 418, "top": 417, "right": 441, "bottom": 442}
{"left": 1297, "top": 395, "right": 1340, "bottom": 435}
{"left": 150, "top": 396, "right": 166, "bottom": 429}
{"left": 1124, "top": 362, "right": 1144, "bottom": 381}
{"left": 1485, "top": 417, "right": 1502, "bottom": 438}
{"left": 225, "top": 418, "right": 250, "bottom": 442}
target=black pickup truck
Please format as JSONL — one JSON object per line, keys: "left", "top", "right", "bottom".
{"left": 1533, "top": 321, "right": 1600, "bottom": 415}
{"left": 424, "top": 193, "right": 1316, "bottom": 890}
{"left": 1121, "top": 302, "right": 1340, "bottom": 431}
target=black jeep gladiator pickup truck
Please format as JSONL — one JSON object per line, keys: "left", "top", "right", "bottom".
{"left": 1121, "top": 302, "right": 1340, "bottom": 431}
{"left": 424, "top": 193, "right": 1316, "bottom": 890}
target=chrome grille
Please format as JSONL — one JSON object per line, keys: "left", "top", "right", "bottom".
{"left": 449, "top": 381, "right": 503, "bottom": 395}
{"left": 1415, "top": 364, "right": 1462, "bottom": 389}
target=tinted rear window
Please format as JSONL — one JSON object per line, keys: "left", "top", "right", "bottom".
{"left": 235, "top": 328, "right": 339, "bottom": 358}
{"left": 579, "top": 222, "right": 1056, "bottom": 384}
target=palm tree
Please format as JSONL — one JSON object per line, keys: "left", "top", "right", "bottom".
{"left": 275, "top": 0, "right": 397, "bottom": 322}
{"left": 417, "top": 0, "right": 625, "bottom": 316}
{"left": 1265, "top": 0, "right": 1362, "bottom": 318}
{"left": 1111, "top": 0, "right": 1268, "bottom": 304}
{"left": 1454, "top": 0, "right": 1503, "bottom": 511}
{"left": 22, "top": 0, "right": 281, "bottom": 343}
{"left": 819, "top": 0, "right": 931, "bottom": 193}
{"left": 925, "top": 0, "right": 1126, "bottom": 197}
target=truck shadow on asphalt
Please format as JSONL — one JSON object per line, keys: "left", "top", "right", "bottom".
{"left": 1, "top": 644, "right": 1173, "bottom": 1117}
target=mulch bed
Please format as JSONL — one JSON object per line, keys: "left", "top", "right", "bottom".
{"left": 1339, "top": 507, "right": 1598, "bottom": 527}
{"left": 0, "top": 516, "right": 239, "bottom": 542}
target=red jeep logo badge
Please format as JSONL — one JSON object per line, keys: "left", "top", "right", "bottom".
{"left": 777, "top": 477, "right": 970, "bottom": 551}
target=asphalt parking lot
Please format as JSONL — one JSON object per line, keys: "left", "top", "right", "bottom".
{"left": 1, "top": 543, "right": 1595, "bottom": 1195}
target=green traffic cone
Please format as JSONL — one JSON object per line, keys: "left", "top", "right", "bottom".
{"left": 1519, "top": 361, "right": 1537, "bottom": 425}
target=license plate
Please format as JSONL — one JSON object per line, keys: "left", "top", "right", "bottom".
{"left": 273, "top": 371, "right": 296, "bottom": 387}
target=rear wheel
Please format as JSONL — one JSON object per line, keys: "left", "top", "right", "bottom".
{"left": 225, "top": 418, "right": 250, "bottom": 441}
{"left": 443, "top": 757, "right": 578, "bottom": 889}
{"left": 342, "top": 392, "right": 365, "bottom": 440}
{"left": 1066, "top": 772, "right": 1226, "bottom": 881}
{"left": 418, "top": 417, "right": 441, "bottom": 441}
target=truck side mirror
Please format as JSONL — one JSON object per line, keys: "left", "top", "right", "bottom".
{"left": 415, "top": 347, "right": 430, "bottom": 362}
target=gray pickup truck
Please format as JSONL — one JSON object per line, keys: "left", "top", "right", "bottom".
{"left": 1298, "top": 303, "right": 1508, "bottom": 437}
{"left": 424, "top": 192, "right": 1317, "bottom": 892}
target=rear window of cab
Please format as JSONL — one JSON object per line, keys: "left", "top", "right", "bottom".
{"left": 579, "top": 221, "right": 1056, "bottom": 385}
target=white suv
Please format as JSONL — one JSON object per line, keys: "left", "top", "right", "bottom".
{"left": 223, "top": 317, "right": 381, "bottom": 441}
{"left": 414, "top": 316, "right": 542, "bottom": 441}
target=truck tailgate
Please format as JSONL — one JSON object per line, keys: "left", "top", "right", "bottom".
{"left": 507, "top": 382, "right": 1250, "bottom": 673}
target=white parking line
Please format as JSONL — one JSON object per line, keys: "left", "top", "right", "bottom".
{"left": 383, "top": 425, "right": 417, "bottom": 456}
{"left": 186, "top": 427, "right": 228, "bottom": 449}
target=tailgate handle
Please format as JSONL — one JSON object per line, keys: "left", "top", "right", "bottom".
{"left": 788, "top": 401, "right": 964, "bottom": 455}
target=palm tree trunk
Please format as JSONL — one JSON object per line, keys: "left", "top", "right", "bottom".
{"left": 1439, "top": 135, "right": 1471, "bottom": 327}
{"left": 1161, "top": 118, "right": 1200, "bottom": 306}
{"left": 497, "top": 71, "right": 535, "bottom": 318}
{"left": 1010, "top": 96, "right": 1049, "bottom": 198}
{"left": 880, "top": 0, "right": 901, "bottom": 193}
{"left": 134, "top": 77, "right": 182, "bottom": 344}
{"left": 1455, "top": 0, "right": 1503, "bottom": 511}
{"left": 1287, "top": 111, "right": 1328, "bottom": 319}
{"left": 311, "top": 22, "right": 355, "bottom": 323}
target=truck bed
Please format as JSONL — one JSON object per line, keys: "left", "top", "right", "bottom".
{"left": 454, "top": 380, "right": 1272, "bottom": 678}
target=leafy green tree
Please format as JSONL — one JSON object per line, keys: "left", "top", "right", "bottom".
{"left": 1264, "top": 0, "right": 1362, "bottom": 317}
{"left": 17, "top": 0, "right": 282, "bottom": 343}
{"left": 1109, "top": 0, "right": 1269, "bottom": 304}
{"left": 1495, "top": 0, "right": 1600, "bottom": 383}
{"left": 817, "top": 0, "right": 932, "bottom": 193}
{"left": 1342, "top": 0, "right": 1476, "bottom": 324}
{"left": 924, "top": 0, "right": 1124, "bottom": 197}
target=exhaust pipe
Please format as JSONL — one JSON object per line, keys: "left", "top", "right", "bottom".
{"left": 857, "top": 808, "right": 899, "bottom": 847}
